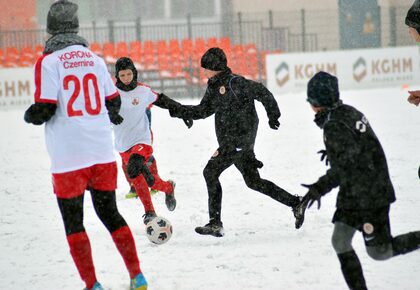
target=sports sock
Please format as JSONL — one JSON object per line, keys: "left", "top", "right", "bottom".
{"left": 392, "top": 231, "right": 420, "bottom": 256}
{"left": 337, "top": 250, "right": 367, "bottom": 290}
{"left": 111, "top": 225, "right": 141, "bottom": 278}
{"left": 66, "top": 232, "right": 97, "bottom": 289}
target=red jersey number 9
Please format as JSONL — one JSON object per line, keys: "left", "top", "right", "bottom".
{"left": 64, "top": 73, "right": 102, "bottom": 117}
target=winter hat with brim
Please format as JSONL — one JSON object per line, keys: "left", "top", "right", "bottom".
{"left": 201, "top": 47, "right": 228, "bottom": 71}
{"left": 406, "top": 0, "right": 420, "bottom": 33}
{"left": 47, "top": 0, "right": 79, "bottom": 35}
{"left": 307, "top": 71, "right": 340, "bottom": 107}
{"left": 115, "top": 57, "right": 138, "bottom": 91}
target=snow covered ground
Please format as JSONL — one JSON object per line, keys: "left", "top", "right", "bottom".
{"left": 0, "top": 87, "right": 419, "bottom": 290}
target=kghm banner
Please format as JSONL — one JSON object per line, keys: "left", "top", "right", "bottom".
{"left": 0, "top": 68, "right": 34, "bottom": 110}
{"left": 266, "top": 46, "right": 420, "bottom": 94}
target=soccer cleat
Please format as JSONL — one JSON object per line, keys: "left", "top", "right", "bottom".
{"left": 195, "top": 220, "right": 224, "bottom": 237}
{"left": 165, "top": 180, "right": 177, "bottom": 211}
{"left": 125, "top": 185, "right": 138, "bottom": 199}
{"left": 130, "top": 272, "right": 148, "bottom": 290}
{"left": 83, "top": 282, "right": 104, "bottom": 290}
{"left": 142, "top": 211, "right": 157, "bottom": 225}
{"left": 292, "top": 196, "right": 308, "bottom": 229}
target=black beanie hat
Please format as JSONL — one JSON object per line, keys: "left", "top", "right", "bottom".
{"left": 307, "top": 71, "right": 340, "bottom": 107}
{"left": 47, "top": 0, "right": 79, "bottom": 35}
{"left": 201, "top": 47, "right": 228, "bottom": 71}
{"left": 115, "top": 57, "right": 138, "bottom": 91}
{"left": 406, "top": 0, "right": 420, "bottom": 32}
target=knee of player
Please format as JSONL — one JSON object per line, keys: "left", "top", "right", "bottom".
{"left": 127, "top": 154, "right": 146, "bottom": 179}
{"left": 366, "top": 244, "right": 393, "bottom": 261}
{"left": 203, "top": 165, "right": 218, "bottom": 180}
{"left": 331, "top": 233, "right": 353, "bottom": 254}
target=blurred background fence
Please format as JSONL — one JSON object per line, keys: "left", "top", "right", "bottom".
{"left": 0, "top": 4, "right": 413, "bottom": 97}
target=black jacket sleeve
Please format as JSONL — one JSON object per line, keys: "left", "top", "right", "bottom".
{"left": 247, "top": 80, "right": 281, "bottom": 122}
{"left": 153, "top": 93, "right": 183, "bottom": 110}
{"left": 167, "top": 89, "right": 216, "bottom": 120}
{"left": 314, "top": 120, "right": 360, "bottom": 194}
{"left": 24, "top": 103, "right": 57, "bottom": 125}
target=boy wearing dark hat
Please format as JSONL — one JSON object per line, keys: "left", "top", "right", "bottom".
{"left": 406, "top": 0, "right": 420, "bottom": 106}
{"left": 169, "top": 47, "right": 306, "bottom": 237}
{"left": 23, "top": 1, "right": 147, "bottom": 290}
{"left": 113, "top": 57, "right": 192, "bottom": 224}
{"left": 296, "top": 71, "right": 420, "bottom": 290}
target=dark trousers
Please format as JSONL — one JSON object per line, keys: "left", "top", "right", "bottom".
{"left": 203, "top": 150, "right": 298, "bottom": 222}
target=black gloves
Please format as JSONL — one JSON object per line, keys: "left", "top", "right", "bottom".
{"left": 108, "top": 112, "right": 124, "bottom": 125}
{"left": 24, "top": 103, "right": 57, "bottom": 125}
{"left": 317, "top": 149, "right": 329, "bottom": 166}
{"left": 301, "top": 183, "right": 323, "bottom": 209}
{"left": 105, "top": 95, "right": 124, "bottom": 125}
{"left": 269, "top": 119, "right": 280, "bottom": 130}
{"left": 183, "top": 118, "right": 193, "bottom": 129}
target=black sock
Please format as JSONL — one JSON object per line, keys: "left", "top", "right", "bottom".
{"left": 392, "top": 231, "right": 420, "bottom": 256}
{"left": 337, "top": 250, "right": 368, "bottom": 290}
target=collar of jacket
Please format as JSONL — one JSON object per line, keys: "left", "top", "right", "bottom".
{"left": 207, "top": 67, "right": 232, "bottom": 86}
{"left": 44, "top": 33, "right": 88, "bottom": 54}
{"left": 313, "top": 100, "right": 343, "bottom": 129}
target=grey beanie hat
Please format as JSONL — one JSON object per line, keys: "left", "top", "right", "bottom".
{"left": 47, "top": 0, "right": 79, "bottom": 35}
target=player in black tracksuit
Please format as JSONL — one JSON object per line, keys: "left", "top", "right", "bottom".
{"left": 298, "top": 71, "right": 420, "bottom": 290}
{"left": 169, "top": 47, "right": 305, "bottom": 237}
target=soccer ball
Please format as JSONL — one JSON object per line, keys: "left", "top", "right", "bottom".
{"left": 145, "top": 216, "right": 173, "bottom": 245}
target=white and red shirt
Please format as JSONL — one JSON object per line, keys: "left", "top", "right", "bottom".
{"left": 34, "top": 45, "right": 118, "bottom": 173}
{"left": 113, "top": 83, "right": 158, "bottom": 152}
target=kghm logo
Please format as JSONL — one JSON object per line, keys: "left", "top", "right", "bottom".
{"left": 275, "top": 62, "right": 290, "bottom": 87}
{"left": 353, "top": 57, "right": 367, "bottom": 82}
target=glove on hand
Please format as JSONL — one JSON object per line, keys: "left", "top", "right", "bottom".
{"left": 317, "top": 149, "right": 329, "bottom": 166}
{"left": 109, "top": 112, "right": 124, "bottom": 125}
{"left": 301, "top": 183, "right": 323, "bottom": 210}
{"left": 183, "top": 118, "right": 193, "bottom": 129}
{"left": 268, "top": 119, "right": 280, "bottom": 130}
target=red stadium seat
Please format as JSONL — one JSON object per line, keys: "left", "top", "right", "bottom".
{"left": 90, "top": 42, "right": 102, "bottom": 56}
{"left": 115, "top": 41, "right": 129, "bottom": 59}
{"left": 102, "top": 42, "right": 116, "bottom": 64}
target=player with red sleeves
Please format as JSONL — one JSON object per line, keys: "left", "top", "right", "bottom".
{"left": 113, "top": 57, "right": 192, "bottom": 224}
{"left": 23, "top": 1, "right": 147, "bottom": 289}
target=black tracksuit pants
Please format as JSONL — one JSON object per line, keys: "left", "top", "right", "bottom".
{"left": 203, "top": 149, "right": 298, "bottom": 223}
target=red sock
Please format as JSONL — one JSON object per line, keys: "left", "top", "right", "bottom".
{"left": 67, "top": 232, "right": 97, "bottom": 289}
{"left": 149, "top": 160, "right": 174, "bottom": 194}
{"left": 111, "top": 226, "right": 141, "bottom": 278}
{"left": 133, "top": 176, "right": 155, "bottom": 213}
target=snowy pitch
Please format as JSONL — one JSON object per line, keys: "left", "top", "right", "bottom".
{"left": 0, "top": 87, "right": 419, "bottom": 289}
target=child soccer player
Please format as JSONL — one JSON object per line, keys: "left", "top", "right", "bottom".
{"left": 298, "top": 71, "right": 420, "bottom": 290}
{"left": 113, "top": 57, "right": 192, "bottom": 224}
{"left": 23, "top": 1, "right": 147, "bottom": 289}
{"left": 168, "top": 47, "right": 305, "bottom": 237}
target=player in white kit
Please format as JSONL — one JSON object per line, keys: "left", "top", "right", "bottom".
{"left": 113, "top": 57, "right": 192, "bottom": 224}
{"left": 23, "top": 1, "right": 147, "bottom": 290}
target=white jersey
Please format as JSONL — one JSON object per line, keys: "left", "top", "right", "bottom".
{"left": 113, "top": 84, "right": 158, "bottom": 152}
{"left": 34, "top": 45, "right": 118, "bottom": 173}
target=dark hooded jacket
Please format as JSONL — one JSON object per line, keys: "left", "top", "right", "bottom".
{"left": 313, "top": 102, "right": 396, "bottom": 210}
{"left": 171, "top": 68, "right": 280, "bottom": 153}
